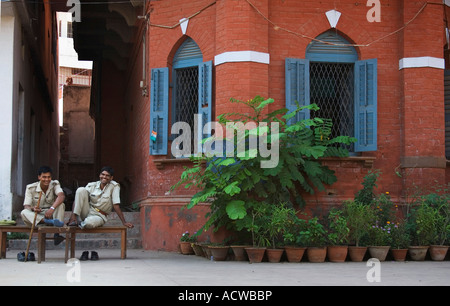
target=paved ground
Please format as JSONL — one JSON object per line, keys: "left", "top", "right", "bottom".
{"left": 1, "top": 248, "right": 449, "bottom": 287}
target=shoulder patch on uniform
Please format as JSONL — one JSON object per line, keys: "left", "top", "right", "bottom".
{"left": 26, "top": 182, "right": 39, "bottom": 190}
{"left": 110, "top": 180, "right": 119, "bottom": 186}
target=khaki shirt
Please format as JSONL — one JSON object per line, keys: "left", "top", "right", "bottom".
{"left": 84, "top": 180, "right": 120, "bottom": 214}
{"left": 23, "top": 180, "right": 64, "bottom": 209}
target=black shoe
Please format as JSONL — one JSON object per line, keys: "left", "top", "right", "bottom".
{"left": 54, "top": 233, "right": 65, "bottom": 246}
{"left": 90, "top": 251, "right": 99, "bottom": 261}
{"left": 17, "top": 252, "right": 25, "bottom": 262}
{"left": 17, "top": 252, "right": 35, "bottom": 262}
{"left": 80, "top": 251, "right": 89, "bottom": 261}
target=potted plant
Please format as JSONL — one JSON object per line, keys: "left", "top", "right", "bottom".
{"left": 342, "top": 200, "right": 372, "bottom": 261}
{"left": 208, "top": 242, "right": 230, "bottom": 261}
{"left": 301, "top": 216, "right": 327, "bottom": 262}
{"left": 326, "top": 209, "right": 350, "bottom": 262}
{"left": 171, "top": 96, "right": 356, "bottom": 253}
{"left": 265, "top": 203, "right": 294, "bottom": 263}
{"left": 229, "top": 234, "right": 252, "bottom": 261}
{"left": 390, "top": 220, "right": 410, "bottom": 261}
{"left": 179, "top": 231, "right": 196, "bottom": 255}
{"left": 407, "top": 201, "right": 436, "bottom": 261}
{"left": 424, "top": 193, "right": 450, "bottom": 261}
{"left": 283, "top": 217, "right": 308, "bottom": 263}
{"left": 367, "top": 220, "right": 392, "bottom": 261}
{"left": 238, "top": 202, "right": 270, "bottom": 263}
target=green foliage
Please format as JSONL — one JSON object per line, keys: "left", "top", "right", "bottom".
{"left": 265, "top": 203, "right": 300, "bottom": 248}
{"left": 180, "top": 231, "right": 197, "bottom": 242}
{"left": 298, "top": 217, "right": 327, "bottom": 247}
{"left": 354, "top": 170, "right": 381, "bottom": 205}
{"left": 367, "top": 220, "right": 392, "bottom": 246}
{"left": 406, "top": 194, "right": 450, "bottom": 246}
{"left": 171, "top": 95, "right": 356, "bottom": 235}
{"left": 326, "top": 209, "right": 350, "bottom": 246}
{"left": 390, "top": 221, "right": 411, "bottom": 249}
{"left": 342, "top": 200, "right": 374, "bottom": 247}
{"left": 408, "top": 203, "right": 439, "bottom": 246}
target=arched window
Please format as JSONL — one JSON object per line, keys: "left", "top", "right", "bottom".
{"left": 286, "top": 31, "right": 377, "bottom": 152}
{"left": 149, "top": 38, "right": 212, "bottom": 156}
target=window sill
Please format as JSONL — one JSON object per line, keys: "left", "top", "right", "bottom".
{"left": 154, "top": 156, "right": 376, "bottom": 169}
{"left": 319, "top": 156, "right": 376, "bottom": 168}
{"left": 153, "top": 158, "right": 205, "bottom": 170}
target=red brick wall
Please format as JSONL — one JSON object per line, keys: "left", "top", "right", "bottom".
{"left": 113, "top": 0, "right": 450, "bottom": 250}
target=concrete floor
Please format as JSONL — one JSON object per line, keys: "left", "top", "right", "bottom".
{"left": 1, "top": 248, "right": 449, "bottom": 287}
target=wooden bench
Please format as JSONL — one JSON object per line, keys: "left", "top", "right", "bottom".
{"left": 38, "top": 226, "right": 76, "bottom": 263}
{"left": 1, "top": 225, "right": 128, "bottom": 262}
{"left": 0, "top": 226, "right": 31, "bottom": 259}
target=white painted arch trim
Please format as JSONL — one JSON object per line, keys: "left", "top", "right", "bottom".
{"left": 214, "top": 51, "right": 270, "bottom": 66}
{"left": 399, "top": 56, "right": 445, "bottom": 70}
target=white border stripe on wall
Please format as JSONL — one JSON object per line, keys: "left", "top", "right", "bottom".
{"left": 399, "top": 56, "right": 445, "bottom": 70}
{"left": 214, "top": 51, "right": 270, "bottom": 66}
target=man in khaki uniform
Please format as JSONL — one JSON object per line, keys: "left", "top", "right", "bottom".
{"left": 67, "top": 166, "right": 133, "bottom": 229}
{"left": 21, "top": 166, "right": 65, "bottom": 227}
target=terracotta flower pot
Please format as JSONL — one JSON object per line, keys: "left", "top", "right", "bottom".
{"left": 306, "top": 247, "right": 327, "bottom": 263}
{"left": 368, "top": 246, "right": 390, "bottom": 261}
{"left": 191, "top": 243, "right": 204, "bottom": 256}
{"left": 429, "top": 245, "right": 449, "bottom": 261}
{"left": 230, "top": 245, "right": 251, "bottom": 261}
{"left": 408, "top": 246, "right": 429, "bottom": 261}
{"left": 201, "top": 244, "right": 213, "bottom": 259}
{"left": 266, "top": 249, "right": 284, "bottom": 263}
{"left": 245, "top": 247, "right": 266, "bottom": 263}
{"left": 284, "top": 246, "right": 306, "bottom": 263}
{"left": 391, "top": 248, "right": 408, "bottom": 261}
{"left": 348, "top": 246, "right": 367, "bottom": 262}
{"left": 179, "top": 241, "right": 194, "bottom": 255}
{"left": 209, "top": 245, "right": 230, "bottom": 261}
{"left": 327, "top": 245, "right": 348, "bottom": 262}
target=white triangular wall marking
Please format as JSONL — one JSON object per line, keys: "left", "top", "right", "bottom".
{"left": 325, "top": 10, "right": 341, "bottom": 28}
{"left": 180, "top": 18, "right": 189, "bottom": 35}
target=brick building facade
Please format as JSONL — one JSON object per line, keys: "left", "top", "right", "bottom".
{"left": 73, "top": 0, "right": 450, "bottom": 251}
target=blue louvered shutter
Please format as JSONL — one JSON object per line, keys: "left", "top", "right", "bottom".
{"left": 354, "top": 59, "right": 377, "bottom": 152}
{"left": 285, "top": 58, "right": 310, "bottom": 125}
{"left": 150, "top": 67, "right": 169, "bottom": 155}
{"left": 197, "top": 60, "right": 213, "bottom": 152}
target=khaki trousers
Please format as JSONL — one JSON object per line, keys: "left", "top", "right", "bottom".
{"left": 73, "top": 187, "right": 106, "bottom": 229}
{"left": 20, "top": 204, "right": 65, "bottom": 227}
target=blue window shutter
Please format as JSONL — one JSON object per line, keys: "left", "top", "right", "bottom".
{"left": 285, "top": 58, "right": 310, "bottom": 124}
{"left": 197, "top": 61, "right": 213, "bottom": 151}
{"left": 150, "top": 67, "right": 169, "bottom": 155}
{"left": 354, "top": 59, "right": 377, "bottom": 152}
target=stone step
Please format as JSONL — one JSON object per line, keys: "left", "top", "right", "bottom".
{"left": 7, "top": 236, "right": 142, "bottom": 251}
{"left": 7, "top": 212, "right": 142, "bottom": 250}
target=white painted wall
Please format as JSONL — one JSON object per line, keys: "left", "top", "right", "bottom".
{"left": 0, "top": 6, "right": 15, "bottom": 220}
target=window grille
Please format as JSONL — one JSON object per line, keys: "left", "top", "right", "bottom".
{"left": 310, "top": 62, "right": 354, "bottom": 150}
{"left": 174, "top": 66, "right": 199, "bottom": 152}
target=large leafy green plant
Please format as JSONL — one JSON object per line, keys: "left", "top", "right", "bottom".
{"left": 171, "top": 96, "right": 356, "bottom": 233}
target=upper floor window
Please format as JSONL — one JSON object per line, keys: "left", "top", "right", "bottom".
{"left": 150, "top": 38, "right": 212, "bottom": 156}
{"left": 286, "top": 31, "right": 377, "bottom": 152}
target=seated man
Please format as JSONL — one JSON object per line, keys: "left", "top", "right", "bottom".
{"left": 20, "top": 166, "right": 66, "bottom": 245}
{"left": 67, "top": 166, "right": 133, "bottom": 229}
